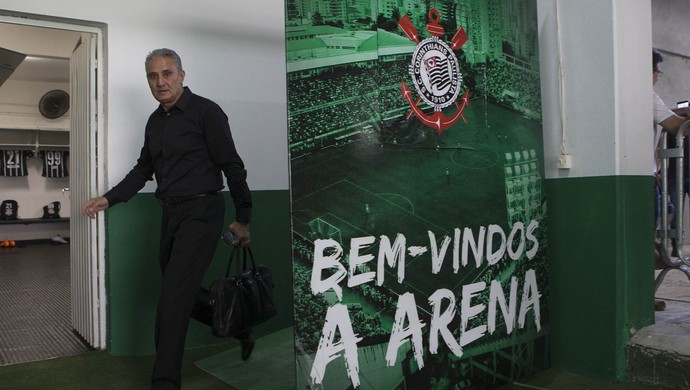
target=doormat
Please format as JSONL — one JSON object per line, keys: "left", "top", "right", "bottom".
{"left": 195, "top": 327, "right": 295, "bottom": 389}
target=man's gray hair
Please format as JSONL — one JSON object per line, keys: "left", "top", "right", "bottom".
{"left": 145, "top": 48, "right": 183, "bottom": 71}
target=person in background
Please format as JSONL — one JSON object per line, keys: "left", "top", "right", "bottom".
{"left": 653, "top": 48, "right": 690, "bottom": 311}
{"left": 82, "top": 48, "right": 253, "bottom": 389}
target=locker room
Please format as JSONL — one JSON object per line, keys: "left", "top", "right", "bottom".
{"left": 0, "top": 24, "right": 81, "bottom": 365}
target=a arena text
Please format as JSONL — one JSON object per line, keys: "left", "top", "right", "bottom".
{"left": 309, "top": 220, "right": 542, "bottom": 387}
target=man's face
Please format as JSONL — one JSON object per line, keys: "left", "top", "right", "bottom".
{"left": 146, "top": 56, "right": 185, "bottom": 110}
{"left": 653, "top": 66, "right": 662, "bottom": 86}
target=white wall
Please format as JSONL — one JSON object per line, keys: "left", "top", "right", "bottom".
{"left": 538, "top": 0, "right": 652, "bottom": 179}
{"left": 0, "top": 80, "right": 70, "bottom": 130}
{"left": 0, "top": 1, "right": 288, "bottom": 193}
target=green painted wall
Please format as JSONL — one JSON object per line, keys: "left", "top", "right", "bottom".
{"left": 545, "top": 175, "right": 654, "bottom": 380}
{"left": 102, "top": 175, "right": 654, "bottom": 381}
{"left": 105, "top": 190, "right": 292, "bottom": 356}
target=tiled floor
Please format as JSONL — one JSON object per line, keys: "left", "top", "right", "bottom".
{"left": 651, "top": 266, "right": 690, "bottom": 343}
{"left": 0, "top": 241, "right": 90, "bottom": 366}
{"left": 645, "top": 264, "right": 690, "bottom": 350}
{"left": 626, "top": 256, "right": 690, "bottom": 388}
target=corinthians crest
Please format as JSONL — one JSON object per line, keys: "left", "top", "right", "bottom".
{"left": 399, "top": 9, "right": 470, "bottom": 135}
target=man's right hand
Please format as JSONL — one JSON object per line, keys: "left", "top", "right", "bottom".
{"left": 83, "top": 196, "right": 110, "bottom": 219}
{"left": 229, "top": 221, "right": 250, "bottom": 248}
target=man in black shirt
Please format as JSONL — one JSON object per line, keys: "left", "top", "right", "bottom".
{"left": 82, "top": 48, "right": 252, "bottom": 390}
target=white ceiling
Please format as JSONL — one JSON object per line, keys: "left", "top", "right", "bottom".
{"left": 0, "top": 22, "right": 81, "bottom": 84}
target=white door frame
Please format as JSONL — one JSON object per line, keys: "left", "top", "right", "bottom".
{"left": 0, "top": 12, "right": 107, "bottom": 349}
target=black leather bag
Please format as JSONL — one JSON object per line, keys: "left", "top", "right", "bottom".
{"left": 202, "top": 247, "right": 276, "bottom": 338}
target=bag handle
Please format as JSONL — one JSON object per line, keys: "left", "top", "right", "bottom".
{"left": 224, "top": 246, "right": 241, "bottom": 277}
{"left": 224, "top": 246, "right": 257, "bottom": 277}
{"left": 244, "top": 247, "right": 257, "bottom": 270}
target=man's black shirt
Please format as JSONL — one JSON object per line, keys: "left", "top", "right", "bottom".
{"left": 104, "top": 87, "right": 251, "bottom": 223}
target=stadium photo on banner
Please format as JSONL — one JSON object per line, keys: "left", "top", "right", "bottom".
{"left": 286, "top": 1, "right": 546, "bottom": 389}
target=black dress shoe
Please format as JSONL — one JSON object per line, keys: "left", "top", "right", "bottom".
{"left": 655, "top": 300, "right": 666, "bottom": 311}
{"left": 241, "top": 339, "right": 255, "bottom": 361}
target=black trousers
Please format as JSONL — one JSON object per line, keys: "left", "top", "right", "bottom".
{"left": 151, "top": 193, "right": 224, "bottom": 390}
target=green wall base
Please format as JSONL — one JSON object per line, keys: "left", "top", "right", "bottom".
{"left": 546, "top": 175, "right": 654, "bottom": 380}
{"left": 106, "top": 190, "right": 292, "bottom": 356}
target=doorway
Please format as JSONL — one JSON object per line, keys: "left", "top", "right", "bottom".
{"left": 0, "top": 14, "right": 106, "bottom": 364}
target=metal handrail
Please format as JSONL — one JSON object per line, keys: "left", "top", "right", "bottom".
{"left": 656, "top": 120, "right": 690, "bottom": 291}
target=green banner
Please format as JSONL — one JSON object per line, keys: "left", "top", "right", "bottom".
{"left": 287, "top": 1, "right": 547, "bottom": 388}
